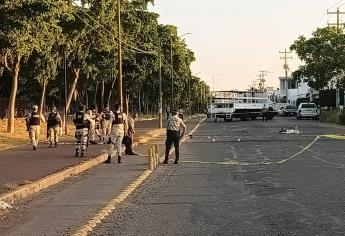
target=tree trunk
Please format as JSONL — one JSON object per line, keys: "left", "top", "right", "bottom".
{"left": 7, "top": 55, "right": 21, "bottom": 133}
{"left": 101, "top": 80, "right": 105, "bottom": 110}
{"left": 39, "top": 79, "right": 48, "bottom": 116}
{"left": 107, "top": 77, "right": 117, "bottom": 109}
{"left": 93, "top": 81, "right": 98, "bottom": 105}
{"left": 66, "top": 68, "right": 80, "bottom": 113}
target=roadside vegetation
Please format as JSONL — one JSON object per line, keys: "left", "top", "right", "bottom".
{"left": 0, "top": 0, "right": 210, "bottom": 134}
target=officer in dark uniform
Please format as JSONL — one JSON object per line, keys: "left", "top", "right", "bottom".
{"left": 163, "top": 109, "right": 187, "bottom": 164}
{"left": 73, "top": 104, "right": 92, "bottom": 158}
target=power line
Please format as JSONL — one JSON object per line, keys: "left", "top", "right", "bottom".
{"left": 71, "top": 1, "right": 157, "bottom": 55}
{"left": 327, "top": 7, "right": 345, "bottom": 33}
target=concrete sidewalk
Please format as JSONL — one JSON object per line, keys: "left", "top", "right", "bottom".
{"left": 0, "top": 119, "right": 163, "bottom": 195}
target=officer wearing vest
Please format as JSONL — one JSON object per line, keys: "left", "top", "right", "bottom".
{"left": 86, "top": 105, "right": 97, "bottom": 144}
{"left": 47, "top": 106, "right": 62, "bottom": 148}
{"left": 163, "top": 109, "right": 186, "bottom": 164}
{"left": 104, "top": 104, "right": 128, "bottom": 164}
{"left": 74, "top": 104, "right": 92, "bottom": 158}
{"left": 102, "top": 107, "right": 113, "bottom": 143}
{"left": 26, "top": 105, "right": 46, "bottom": 151}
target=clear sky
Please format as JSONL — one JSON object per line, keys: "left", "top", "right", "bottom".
{"left": 148, "top": 0, "right": 345, "bottom": 90}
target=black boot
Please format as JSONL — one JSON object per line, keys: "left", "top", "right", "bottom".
{"left": 33, "top": 146, "right": 37, "bottom": 151}
{"left": 104, "top": 156, "right": 111, "bottom": 163}
{"left": 54, "top": 142, "right": 58, "bottom": 148}
{"left": 75, "top": 150, "right": 79, "bottom": 157}
{"left": 49, "top": 142, "right": 53, "bottom": 148}
{"left": 174, "top": 159, "right": 179, "bottom": 164}
{"left": 118, "top": 156, "right": 122, "bottom": 163}
{"left": 163, "top": 158, "right": 169, "bottom": 164}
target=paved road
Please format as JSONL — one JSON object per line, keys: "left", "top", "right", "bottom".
{"left": 92, "top": 117, "right": 345, "bottom": 236}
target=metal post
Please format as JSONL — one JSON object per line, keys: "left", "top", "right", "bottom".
{"left": 117, "top": 0, "right": 123, "bottom": 113}
{"left": 188, "top": 76, "right": 191, "bottom": 115}
{"left": 159, "top": 43, "right": 163, "bottom": 129}
{"left": 170, "top": 36, "right": 173, "bottom": 108}
{"left": 64, "top": 51, "right": 68, "bottom": 135}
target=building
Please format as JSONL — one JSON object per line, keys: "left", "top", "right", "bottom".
{"left": 278, "top": 77, "right": 310, "bottom": 105}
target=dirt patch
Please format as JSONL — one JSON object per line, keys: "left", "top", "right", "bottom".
{"left": 0, "top": 119, "right": 76, "bottom": 151}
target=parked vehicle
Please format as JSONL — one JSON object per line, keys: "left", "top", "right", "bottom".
{"left": 210, "top": 91, "right": 277, "bottom": 122}
{"left": 282, "top": 105, "right": 297, "bottom": 117}
{"left": 297, "top": 103, "right": 318, "bottom": 119}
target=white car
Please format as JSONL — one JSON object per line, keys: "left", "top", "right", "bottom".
{"left": 297, "top": 103, "right": 318, "bottom": 119}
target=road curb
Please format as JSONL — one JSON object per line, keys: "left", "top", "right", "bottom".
{"left": 0, "top": 129, "right": 165, "bottom": 206}
{"left": 72, "top": 116, "right": 206, "bottom": 236}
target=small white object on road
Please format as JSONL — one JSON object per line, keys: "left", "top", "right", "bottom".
{"left": 212, "top": 138, "right": 215, "bottom": 142}
{"left": 0, "top": 201, "right": 13, "bottom": 210}
{"left": 237, "top": 138, "right": 241, "bottom": 142}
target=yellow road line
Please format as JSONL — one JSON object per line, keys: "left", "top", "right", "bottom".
{"left": 72, "top": 116, "right": 206, "bottom": 236}
{"left": 73, "top": 170, "right": 152, "bottom": 236}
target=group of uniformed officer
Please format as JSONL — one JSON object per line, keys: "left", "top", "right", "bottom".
{"left": 25, "top": 104, "right": 187, "bottom": 165}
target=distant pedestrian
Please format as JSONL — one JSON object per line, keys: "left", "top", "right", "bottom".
{"left": 26, "top": 105, "right": 46, "bottom": 151}
{"left": 125, "top": 113, "right": 138, "bottom": 155}
{"left": 102, "top": 107, "right": 113, "bottom": 143}
{"left": 104, "top": 104, "right": 128, "bottom": 164}
{"left": 47, "top": 106, "right": 62, "bottom": 148}
{"left": 163, "top": 109, "right": 186, "bottom": 164}
{"left": 73, "top": 104, "right": 92, "bottom": 158}
{"left": 262, "top": 104, "right": 268, "bottom": 122}
{"left": 166, "top": 106, "right": 171, "bottom": 118}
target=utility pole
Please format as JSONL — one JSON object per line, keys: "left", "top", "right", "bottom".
{"left": 327, "top": 7, "right": 345, "bottom": 33}
{"left": 117, "top": 0, "right": 123, "bottom": 113}
{"left": 158, "top": 42, "right": 163, "bottom": 129}
{"left": 279, "top": 49, "right": 292, "bottom": 103}
{"left": 256, "top": 70, "right": 268, "bottom": 92}
{"left": 170, "top": 36, "right": 174, "bottom": 109}
{"left": 64, "top": 51, "right": 68, "bottom": 135}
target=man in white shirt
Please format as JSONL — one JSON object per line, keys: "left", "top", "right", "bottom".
{"left": 163, "top": 109, "right": 186, "bottom": 164}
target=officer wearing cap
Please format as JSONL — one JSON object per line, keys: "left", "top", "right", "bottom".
{"left": 26, "top": 105, "right": 46, "bottom": 150}
{"left": 163, "top": 109, "right": 186, "bottom": 164}
{"left": 73, "top": 104, "right": 92, "bottom": 158}
{"left": 47, "top": 106, "right": 62, "bottom": 148}
{"left": 104, "top": 104, "right": 128, "bottom": 164}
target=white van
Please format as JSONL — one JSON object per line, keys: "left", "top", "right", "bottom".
{"left": 297, "top": 103, "right": 318, "bottom": 119}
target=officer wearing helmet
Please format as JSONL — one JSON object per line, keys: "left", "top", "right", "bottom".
{"left": 26, "top": 105, "right": 46, "bottom": 150}
{"left": 73, "top": 104, "right": 92, "bottom": 158}
{"left": 104, "top": 104, "right": 128, "bottom": 164}
{"left": 47, "top": 106, "right": 62, "bottom": 148}
{"left": 163, "top": 109, "right": 186, "bottom": 164}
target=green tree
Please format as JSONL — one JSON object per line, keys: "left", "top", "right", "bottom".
{"left": 290, "top": 27, "right": 345, "bottom": 90}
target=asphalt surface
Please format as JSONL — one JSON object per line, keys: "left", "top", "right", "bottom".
{"left": 91, "top": 117, "right": 345, "bottom": 236}
{"left": 0, "top": 119, "right": 199, "bottom": 236}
